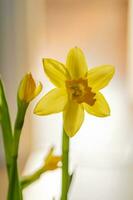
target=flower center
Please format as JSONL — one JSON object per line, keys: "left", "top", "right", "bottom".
{"left": 66, "top": 78, "right": 96, "bottom": 106}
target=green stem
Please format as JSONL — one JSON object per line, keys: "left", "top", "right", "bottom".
{"left": 61, "top": 129, "right": 70, "bottom": 200}
{"left": 8, "top": 157, "right": 22, "bottom": 200}
{"left": 13, "top": 101, "right": 28, "bottom": 154}
{"left": 21, "top": 167, "right": 46, "bottom": 189}
{"left": 7, "top": 101, "right": 28, "bottom": 200}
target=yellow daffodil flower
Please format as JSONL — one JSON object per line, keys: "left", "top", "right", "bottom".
{"left": 34, "top": 47, "right": 115, "bottom": 137}
{"left": 18, "top": 73, "right": 42, "bottom": 103}
{"left": 44, "top": 147, "right": 61, "bottom": 171}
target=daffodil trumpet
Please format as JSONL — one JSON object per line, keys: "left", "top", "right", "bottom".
{"left": 34, "top": 47, "right": 115, "bottom": 200}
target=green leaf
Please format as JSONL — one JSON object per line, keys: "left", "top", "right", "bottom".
{"left": 0, "top": 79, "right": 13, "bottom": 176}
{"left": 67, "top": 172, "right": 74, "bottom": 193}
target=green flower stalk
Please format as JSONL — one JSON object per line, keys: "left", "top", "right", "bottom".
{"left": 8, "top": 101, "right": 28, "bottom": 200}
{"left": 61, "top": 130, "right": 70, "bottom": 200}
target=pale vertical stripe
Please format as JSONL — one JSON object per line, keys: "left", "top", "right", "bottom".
{"left": 24, "top": 0, "right": 48, "bottom": 152}
{"left": 0, "top": 0, "right": 30, "bottom": 199}
{"left": 127, "top": 0, "right": 133, "bottom": 100}
{"left": 25, "top": 0, "right": 47, "bottom": 72}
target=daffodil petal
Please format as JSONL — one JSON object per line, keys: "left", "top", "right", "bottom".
{"left": 31, "top": 82, "right": 42, "bottom": 101}
{"left": 66, "top": 47, "right": 88, "bottom": 79}
{"left": 18, "top": 73, "right": 36, "bottom": 102}
{"left": 34, "top": 88, "right": 68, "bottom": 115}
{"left": 84, "top": 92, "right": 110, "bottom": 117}
{"left": 43, "top": 58, "right": 70, "bottom": 87}
{"left": 88, "top": 65, "right": 115, "bottom": 90}
{"left": 63, "top": 101, "right": 84, "bottom": 137}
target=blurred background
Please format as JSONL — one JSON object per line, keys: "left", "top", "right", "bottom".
{"left": 1, "top": 0, "right": 133, "bottom": 199}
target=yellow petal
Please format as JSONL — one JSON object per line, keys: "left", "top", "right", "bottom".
{"left": 30, "top": 82, "right": 42, "bottom": 101}
{"left": 88, "top": 65, "right": 115, "bottom": 90}
{"left": 84, "top": 92, "right": 110, "bottom": 117}
{"left": 63, "top": 101, "right": 84, "bottom": 137}
{"left": 44, "top": 147, "right": 61, "bottom": 171}
{"left": 45, "top": 155, "right": 61, "bottom": 171}
{"left": 66, "top": 47, "right": 88, "bottom": 79}
{"left": 18, "top": 73, "right": 36, "bottom": 102}
{"left": 34, "top": 88, "right": 68, "bottom": 115}
{"left": 43, "top": 58, "right": 70, "bottom": 87}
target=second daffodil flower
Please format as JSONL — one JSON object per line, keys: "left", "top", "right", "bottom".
{"left": 34, "top": 47, "right": 115, "bottom": 137}
{"left": 44, "top": 147, "right": 61, "bottom": 171}
{"left": 18, "top": 73, "right": 42, "bottom": 103}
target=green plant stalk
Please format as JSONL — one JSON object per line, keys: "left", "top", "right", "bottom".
{"left": 8, "top": 156, "right": 22, "bottom": 200}
{"left": 13, "top": 101, "right": 28, "bottom": 154}
{"left": 0, "top": 80, "right": 13, "bottom": 178}
{"left": 21, "top": 166, "right": 47, "bottom": 189}
{"left": 7, "top": 100, "right": 28, "bottom": 200}
{"left": 61, "top": 129, "right": 70, "bottom": 200}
